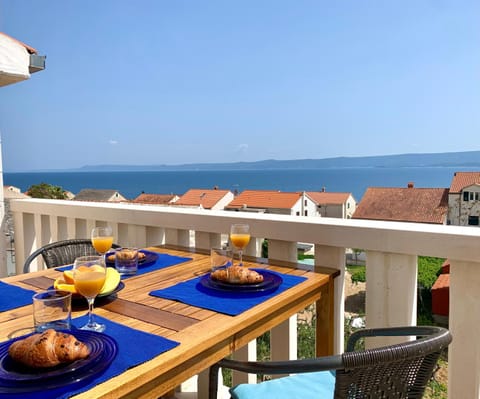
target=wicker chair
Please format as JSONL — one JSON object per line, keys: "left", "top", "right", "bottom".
{"left": 209, "top": 325, "right": 451, "bottom": 399}
{"left": 23, "top": 239, "right": 121, "bottom": 273}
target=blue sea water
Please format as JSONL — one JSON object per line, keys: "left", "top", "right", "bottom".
{"left": 3, "top": 167, "right": 474, "bottom": 202}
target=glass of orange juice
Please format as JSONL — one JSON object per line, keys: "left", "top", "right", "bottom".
{"left": 73, "top": 255, "right": 107, "bottom": 332}
{"left": 91, "top": 226, "right": 114, "bottom": 257}
{"left": 230, "top": 223, "right": 251, "bottom": 266}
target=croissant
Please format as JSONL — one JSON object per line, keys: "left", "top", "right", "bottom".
{"left": 8, "top": 329, "right": 90, "bottom": 368}
{"left": 211, "top": 266, "right": 264, "bottom": 284}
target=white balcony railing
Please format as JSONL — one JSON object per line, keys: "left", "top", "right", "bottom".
{"left": 9, "top": 198, "right": 480, "bottom": 399}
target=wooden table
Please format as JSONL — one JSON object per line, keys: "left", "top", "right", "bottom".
{"left": 0, "top": 246, "right": 338, "bottom": 399}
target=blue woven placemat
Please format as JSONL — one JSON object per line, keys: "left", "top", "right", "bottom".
{"left": 149, "top": 270, "right": 307, "bottom": 316}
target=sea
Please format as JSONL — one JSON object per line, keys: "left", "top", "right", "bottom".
{"left": 3, "top": 166, "right": 476, "bottom": 202}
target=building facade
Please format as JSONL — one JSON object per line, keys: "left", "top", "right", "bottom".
{"left": 447, "top": 172, "right": 480, "bottom": 226}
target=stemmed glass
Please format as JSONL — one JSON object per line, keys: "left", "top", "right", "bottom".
{"left": 91, "top": 226, "right": 113, "bottom": 259}
{"left": 73, "top": 255, "right": 107, "bottom": 332}
{"left": 230, "top": 224, "right": 251, "bottom": 266}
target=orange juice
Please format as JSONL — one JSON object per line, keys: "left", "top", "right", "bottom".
{"left": 74, "top": 271, "right": 106, "bottom": 298}
{"left": 91, "top": 236, "right": 113, "bottom": 254}
{"left": 230, "top": 233, "right": 251, "bottom": 250}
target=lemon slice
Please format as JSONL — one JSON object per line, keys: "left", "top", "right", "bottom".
{"left": 99, "top": 267, "right": 121, "bottom": 295}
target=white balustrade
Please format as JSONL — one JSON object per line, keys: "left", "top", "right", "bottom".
{"left": 9, "top": 198, "right": 480, "bottom": 399}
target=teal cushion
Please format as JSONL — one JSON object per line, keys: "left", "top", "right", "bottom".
{"left": 230, "top": 370, "right": 335, "bottom": 399}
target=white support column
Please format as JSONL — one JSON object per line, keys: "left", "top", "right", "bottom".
{"left": 165, "top": 228, "right": 190, "bottom": 247}
{"left": 50, "top": 215, "right": 59, "bottom": 242}
{"left": 268, "top": 239, "right": 297, "bottom": 263}
{"left": 145, "top": 226, "right": 165, "bottom": 247}
{"left": 268, "top": 239, "right": 298, "bottom": 368}
{"left": 0, "top": 138, "right": 6, "bottom": 277}
{"left": 66, "top": 217, "right": 76, "bottom": 239}
{"left": 195, "top": 231, "right": 221, "bottom": 251}
{"left": 13, "top": 211, "right": 25, "bottom": 275}
{"left": 244, "top": 236, "right": 260, "bottom": 258}
{"left": 365, "top": 251, "right": 417, "bottom": 347}
{"left": 448, "top": 259, "right": 480, "bottom": 399}
{"left": 314, "top": 244, "right": 345, "bottom": 354}
{"left": 232, "top": 340, "right": 257, "bottom": 385}
{"left": 85, "top": 219, "right": 96, "bottom": 239}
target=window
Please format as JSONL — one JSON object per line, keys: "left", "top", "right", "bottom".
{"left": 304, "top": 210, "right": 308, "bottom": 216}
{"left": 296, "top": 211, "right": 300, "bottom": 216}
{"left": 471, "top": 192, "right": 475, "bottom": 201}
{"left": 476, "top": 193, "right": 479, "bottom": 201}
{"left": 304, "top": 199, "right": 307, "bottom": 206}
{"left": 468, "top": 216, "right": 479, "bottom": 226}
{"left": 464, "top": 192, "right": 469, "bottom": 201}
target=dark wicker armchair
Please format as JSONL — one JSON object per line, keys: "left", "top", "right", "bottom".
{"left": 209, "top": 325, "right": 451, "bottom": 399}
{"left": 23, "top": 239, "right": 121, "bottom": 273}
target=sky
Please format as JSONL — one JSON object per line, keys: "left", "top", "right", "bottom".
{"left": 0, "top": 1, "right": 479, "bottom": 172}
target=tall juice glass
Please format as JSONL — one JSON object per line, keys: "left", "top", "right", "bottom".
{"left": 73, "top": 255, "right": 106, "bottom": 332}
{"left": 91, "top": 226, "right": 113, "bottom": 257}
{"left": 230, "top": 224, "right": 251, "bottom": 266}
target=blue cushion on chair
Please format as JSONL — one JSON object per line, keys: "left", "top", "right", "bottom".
{"left": 230, "top": 370, "right": 335, "bottom": 399}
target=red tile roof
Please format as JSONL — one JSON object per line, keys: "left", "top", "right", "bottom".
{"left": 131, "top": 193, "right": 177, "bottom": 205}
{"left": 174, "top": 189, "right": 231, "bottom": 209}
{"left": 449, "top": 172, "right": 480, "bottom": 193}
{"left": 306, "top": 192, "right": 352, "bottom": 205}
{"left": 226, "top": 190, "right": 302, "bottom": 210}
{"left": 353, "top": 187, "right": 449, "bottom": 224}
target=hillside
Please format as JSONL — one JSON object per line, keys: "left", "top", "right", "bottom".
{"left": 75, "top": 150, "right": 480, "bottom": 172}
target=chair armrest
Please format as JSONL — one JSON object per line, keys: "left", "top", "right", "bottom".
{"left": 217, "top": 355, "right": 343, "bottom": 375}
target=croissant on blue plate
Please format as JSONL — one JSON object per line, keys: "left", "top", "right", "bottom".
{"left": 8, "top": 329, "right": 90, "bottom": 368}
{"left": 211, "top": 266, "right": 263, "bottom": 284}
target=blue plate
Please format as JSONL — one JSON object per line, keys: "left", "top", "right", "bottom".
{"left": 0, "top": 329, "right": 117, "bottom": 393}
{"left": 201, "top": 269, "right": 283, "bottom": 293}
{"left": 106, "top": 250, "right": 159, "bottom": 268}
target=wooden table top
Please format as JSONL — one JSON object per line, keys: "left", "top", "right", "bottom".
{"left": 0, "top": 246, "right": 336, "bottom": 399}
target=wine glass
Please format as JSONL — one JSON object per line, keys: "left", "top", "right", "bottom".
{"left": 73, "top": 255, "right": 107, "bottom": 332}
{"left": 91, "top": 226, "right": 113, "bottom": 258}
{"left": 230, "top": 224, "right": 251, "bottom": 266}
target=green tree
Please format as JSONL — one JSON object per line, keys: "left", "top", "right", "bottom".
{"left": 27, "top": 182, "right": 68, "bottom": 199}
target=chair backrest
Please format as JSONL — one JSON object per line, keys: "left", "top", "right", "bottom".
{"left": 335, "top": 326, "right": 451, "bottom": 398}
{"left": 23, "top": 239, "right": 121, "bottom": 273}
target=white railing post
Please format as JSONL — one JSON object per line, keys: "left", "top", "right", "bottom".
{"left": 448, "top": 259, "right": 480, "bottom": 399}
{"left": 13, "top": 211, "right": 26, "bottom": 274}
{"left": 314, "top": 244, "right": 345, "bottom": 354}
{"left": 365, "top": 251, "right": 417, "bottom": 347}
{"left": 195, "top": 231, "right": 221, "bottom": 251}
{"left": 268, "top": 240, "right": 298, "bottom": 369}
{"left": 145, "top": 226, "right": 165, "bottom": 247}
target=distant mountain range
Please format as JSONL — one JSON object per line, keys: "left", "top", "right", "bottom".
{"left": 74, "top": 151, "right": 480, "bottom": 172}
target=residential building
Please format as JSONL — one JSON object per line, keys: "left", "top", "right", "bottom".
{"left": 132, "top": 193, "right": 179, "bottom": 205}
{"left": 307, "top": 191, "right": 356, "bottom": 219}
{"left": 73, "top": 189, "right": 127, "bottom": 203}
{"left": 225, "top": 190, "right": 317, "bottom": 216}
{"left": 352, "top": 183, "right": 449, "bottom": 224}
{"left": 447, "top": 171, "right": 480, "bottom": 226}
{"left": 173, "top": 188, "right": 234, "bottom": 210}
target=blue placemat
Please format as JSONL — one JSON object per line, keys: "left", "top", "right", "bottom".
{"left": 1, "top": 315, "right": 180, "bottom": 398}
{"left": 0, "top": 281, "right": 36, "bottom": 312}
{"left": 55, "top": 251, "right": 192, "bottom": 279}
{"left": 149, "top": 270, "right": 307, "bottom": 316}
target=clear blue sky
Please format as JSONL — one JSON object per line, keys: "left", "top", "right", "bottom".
{"left": 1, "top": 1, "right": 479, "bottom": 172}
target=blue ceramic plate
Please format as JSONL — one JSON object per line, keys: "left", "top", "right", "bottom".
{"left": 0, "top": 329, "right": 117, "bottom": 392}
{"left": 105, "top": 250, "right": 159, "bottom": 268}
{"left": 201, "top": 269, "right": 283, "bottom": 293}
